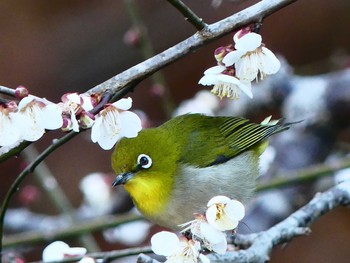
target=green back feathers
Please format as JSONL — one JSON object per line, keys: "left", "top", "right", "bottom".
{"left": 161, "top": 114, "right": 292, "bottom": 167}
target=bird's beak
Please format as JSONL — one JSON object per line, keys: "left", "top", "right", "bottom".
{"left": 112, "top": 172, "right": 135, "bottom": 187}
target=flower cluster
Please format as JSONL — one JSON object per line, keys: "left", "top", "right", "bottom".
{"left": 151, "top": 195, "right": 245, "bottom": 262}
{"left": 0, "top": 86, "right": 142, "bottom": 151}
{"left": 199, "top": 27, "right": 281, "bottom": 100}
{"left": 0, "top": 94, "right": 63, "bottom": 148}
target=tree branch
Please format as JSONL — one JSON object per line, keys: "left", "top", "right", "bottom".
{"left": 0, "top": 85, "right": 16, "bottom": 97}
{"left": 137, "top": 180, "right": 350, "bottom": 263}
{"left": 22, "top": 146, "right": 100, "bottom": 252}
{"left": 166, "top": 0, "right": 207, "bottom": 30}
{"left": 86, "top": 0, "right": 297, "bottom": 96}
{"left": 0, "top": 132, "right": 78, "bottom": 255}
{"left": 3, "top": 213, "right": 141, "bottom": 248}
{"left": 30, "top": 246, "right": 153, "bottom": 263}
{"left": 208, "top": 180, "right": 350, "bottom": 262}
{"left": 257, "top": 157, "right": 350, "bottom": 192}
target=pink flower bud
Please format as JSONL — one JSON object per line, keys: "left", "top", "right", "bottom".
{"left": 150, "top": 84, "right": 165, "bottom": 97}
{"left": 234, "top": 27, "right": 252, "bottom": 42}
{"left": 61, "top": 116, "right": 73, "bottom": 132}
{"left": 18, "top": 185, "right": 40, "bottom": 206}
{"left": 15, "top": 86, "right": 29, "bottom": 99}
{"left": 79, "top": 111, "right": 95, "bottom": 129}
{"left": 123, "top": 27, "right": 141, "bottom": 47}
{"left": 214, "top": 44, "right": 234, "bottom": 63}
{"left": 90, "top": 94, "right": 102, "bottom": 108}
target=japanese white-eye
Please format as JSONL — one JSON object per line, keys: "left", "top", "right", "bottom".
{"left": 112, "top": 114, "right": 293, "bottom": 230}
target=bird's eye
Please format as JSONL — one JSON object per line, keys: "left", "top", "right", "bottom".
{"left": 137, "top": 154, "right": 152, "bottom": 169}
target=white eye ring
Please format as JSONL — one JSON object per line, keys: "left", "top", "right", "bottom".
{"left": 137, "top": 154, "right": 152, "bottom": 169}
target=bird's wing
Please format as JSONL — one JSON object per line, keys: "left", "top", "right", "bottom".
{"left": 180, "top": 115, "right": 290, "bottom": 167}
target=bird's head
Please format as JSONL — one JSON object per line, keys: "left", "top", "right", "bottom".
{"left": 111, "top": 127, "right": 182, "bottom": 217}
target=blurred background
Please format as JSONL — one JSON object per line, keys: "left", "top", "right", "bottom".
{"left": 1, "top": 0, "right": 350, "bottom": 262}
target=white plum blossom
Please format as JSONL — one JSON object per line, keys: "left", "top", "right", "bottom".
{"left": 104, "top": 220, "right": 152, "bottom": 246}
{"left": 79, "top": 172, "right": 113, "bottom": 215}
{"left": 151, "top": 231, "right": 209, "bottom": 263}
{"left": 180, "top": 215, "right": 227, "bottom": 254}
{"left": 12, "top": 96, "right": 63, "bottom": 142}
{"left": 60, "top": 93, "right": 84, "bottom": 132}
{"left": 206, "top": 195, "right": 245, "bottom": 231}
{"left": 91, "top": 97, "right": 142, "bottom": 150}
{"left": 0, "top": 104, "right": 21, "bottom": 147}
{"left": 173, "top": 90, "right": 219, "bottom": 117}
{"left": 42, "top": 241, "right": 87, "bottom": 262}
{"left": 222, "top": 31, "right": 281, "bottom": 82}
{"left": 198, "top": 65, "right": 252, "bottom": 100}
{"left": 151, "top": 231, "right": 181, "bottom": 257}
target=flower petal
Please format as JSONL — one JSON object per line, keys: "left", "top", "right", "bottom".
{"left": 207, "top": 195, "right": 232, "bottom": 207}
{"left": 198, "top": 75, "right": 219, "bottom": 86}
{"left": 12, "top": 110, "right": 45, "bottom": 142}
{"left": 91, "top": 116, "right": 102, "bottom": 143}
{"left": 81, "top": 95, "right": 94, "bottom": 111}
{"left": 62, "top": 247, "right": 87, "bottom": 257}
{"left": 238, "top": 81, "right": 253, "bottom": 99}
{"left": 113, "top": 97, "right": 132, "bottom": 111}
{"left": 94, "top": 124, "right": 119, "bottom": 150}
{"left": 211, "top": 237, "right": 228, "bottom": 254}
{"left": 226, "top": 199, "right": 245, "bottom": 221}
{"left": 200, "top": 222, "right": 226, "bottom": 245}
{"left": 216, "top": 74, "right": 242, "bottom": 85}
{"left": 67, "top": 93, "right": 82, "bottom": 104}
{"left": 203, "top": 65, "right": 226, "bottom": 75}
{"left": 151, "top": 231, "right": 180, "bottom": 257}
{"left": 235, "top": 32, "right": 262, "bottom": 51}
{"left": 17, "top": 96, "right": 35, "bottom": 110}
{"left": 118, "top": 111, "right": 142, "bottom": 138}
{"left": 0, "top": 113, "right": 22, "bottom": 146}
{"left": 40, "top": 104, "right": 63, "bottom": 130}
{"left": 222, "top": 50, "right": 245, "bottom": 66}
{"left": 42, "top": 241, "right": 69, "bottom": 262}
{"left": 234, "top": 54, "right": 259, "bottom": 82}
{"left": 261, "top": 47, "right": 281, "bottom": 74}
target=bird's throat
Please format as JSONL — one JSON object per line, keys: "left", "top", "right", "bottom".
{"left": 124, "top": 175, "right": 172, "bottom": 218}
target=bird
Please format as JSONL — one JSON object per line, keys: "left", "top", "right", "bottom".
{"left": 111, "top": 114, "right": 294, "bottom": 230}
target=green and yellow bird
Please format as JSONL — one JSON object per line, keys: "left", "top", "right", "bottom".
{"left": 111, "top": 114, "right": 292, "bottom": 230}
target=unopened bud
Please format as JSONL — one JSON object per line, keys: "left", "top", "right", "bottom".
{"left": 61, "top": 117, "right": 73, "bottom": 132}
{"left": 150, "top": 84, "right": 165, "bottom": 97}
{"left": 15, "top": 86, "right": 29, "bottom": 99}
{"left": 234, "top": 27, "right": 252, "bottom": 42}
{"left": 79, "top": 111, "right": 95, "bottom": 129}
{"left": 123, "top": 27, "right": 141, "bottom": 47}
{"left": 214, "top": 44, "right": 234, "bottom": 63}
{"left": 90, "top": 94, "right": 102, "bottom": 108}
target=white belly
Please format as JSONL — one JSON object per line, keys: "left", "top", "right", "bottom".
{"left": 153, "top": 151, "right": 259, "bottom": 229}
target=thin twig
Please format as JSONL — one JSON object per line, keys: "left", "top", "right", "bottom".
{"left": 0, "top": 85, "right": 16, "bottom": 97}
{"left": 3, "top": 214, "right": 141, "bottom": 248}
{"left": 257, "top": 157, "right": 350, "bottom": 192}
{"left": 31, "top": 246, "right": 152, "bottom": 263}
{"left": 22, "top": 146, "right": 100, "bottom": 252}
{"left": 207, "top": 180, "right": 350, "bottom": 262}
{"left": 124, "top": 0, "right": 175, "bottom": 118}
{"left": 166, "top": 0, "right": 207, "bottom": 30}
{"left": 0, "top": 132, "right": 78, "bottom": 257}
{"left": 0, "top": 141, "right": 31, "bottom": 163}
{"left": 4, "top": 157, "right": 349, "bottom": 249}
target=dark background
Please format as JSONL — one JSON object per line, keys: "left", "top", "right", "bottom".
{"left": 1, "top": 0, "right": 350, "bottom": 262}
